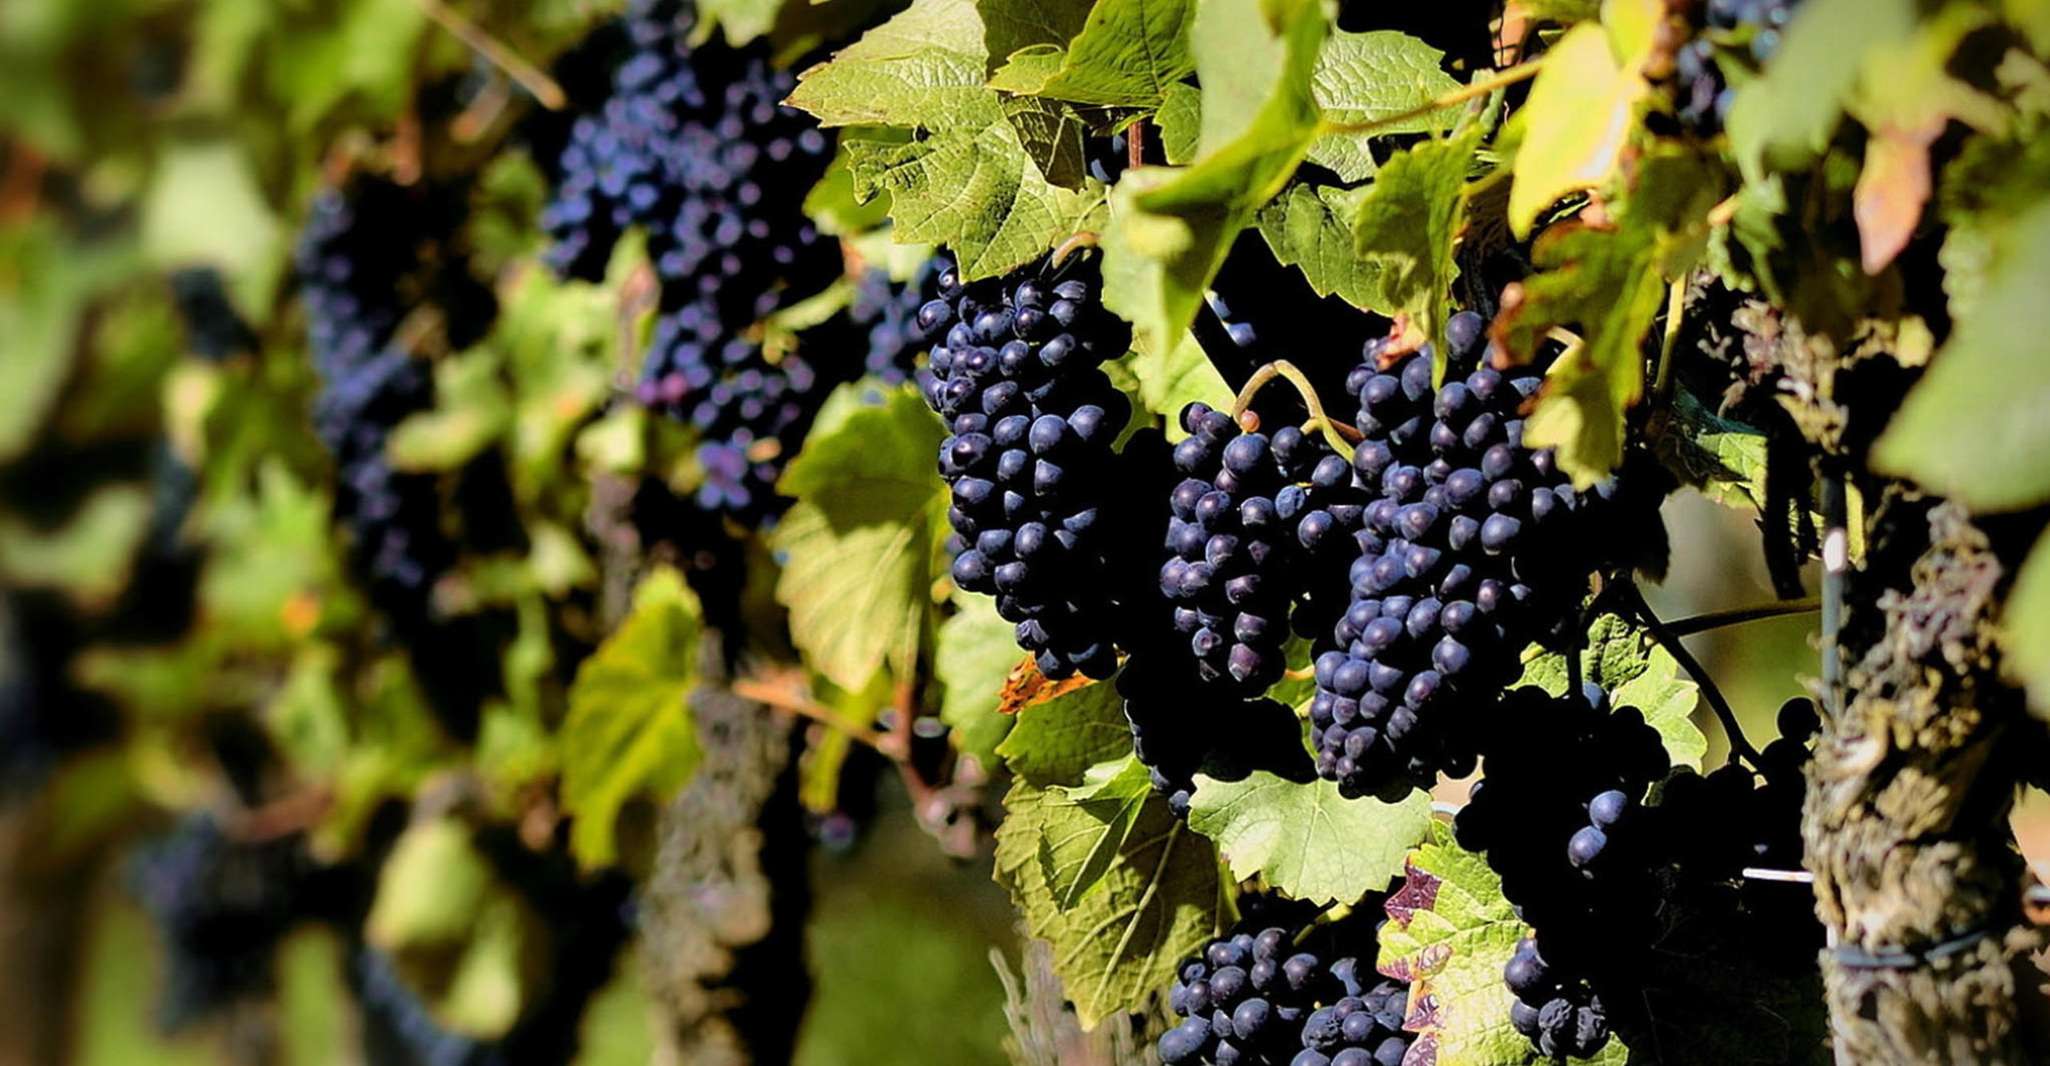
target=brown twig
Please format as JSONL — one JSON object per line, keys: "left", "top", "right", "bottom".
{"left": 411, "top": 0, "right": 567, "bottom": 110}
{"left": 730, "top": 675, "right": 889, "bottom": 750}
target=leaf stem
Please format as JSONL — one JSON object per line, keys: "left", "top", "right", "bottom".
{"left": 1663, "top": 598, "right": 1821, "bottom": 637}
{"left": 1128, "top": 121, "right": 1147, "bottom": 170}
{"left": 1230, "top": 360, "right": 1359, "bottom": 460}
{"left": 412, "top": 0, "right": 567, "bottom": 110}
{"left": 1048, "top": 231, "right": 1101, "bottom": 269}
{"left": 1651, "top": 277, "right": 1687, "bottom": 406}
{"left": 1615, "top": 580, "right": 1763, "bottom": 770}
{"left": 1320, "top": 57, "right": 1545, "bottom": 138}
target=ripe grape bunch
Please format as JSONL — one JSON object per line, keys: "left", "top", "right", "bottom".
{"left": 1310, "top": 314, "right": 1630, "bottom": 800}
{"left": 926, "top": 251, "right": 1133, "bottom": 680}
{"left": 295, "top": 177, "right": 486, "bottom": 614}
{"left": 1157, "top": 922, "right": 1414, "bottom": 1066}
{"left": 1672, "top": 0, "right": 1805, "bottom": 135}
{"left": 1452, "top": 685, "right": 1668, "bottom": 1060}
{"left": 1457, "top": 688, "right": 1823, "bottom": 1058}
{"left": 1164, "top": 402, "right": 1369, "bottom": 693}
{"left": 130, "top": 814, "right": 307, "bottom": 1030}
{"left": 847, "top": 256, "right": 951, "bottom": 385}
{"left": 540, "top": 0, "right": 840, "bottom": 524}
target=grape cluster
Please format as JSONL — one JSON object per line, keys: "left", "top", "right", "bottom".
{"left": 1503, "top": 937, "right": 1611, "bottom": 1060}
{"left": 926, "top": 253, "right": 1134, "bottom": 679}
{"left": 1672, "top": 0, "right": 1804, "bottom": 135}
{"left": 296, "top": 176, "right": 505, "bottom": 738}
{"left": 848, "top": 256, "right": 950, "bottom": 385}
{"left": 542, "top": 1, "right": 841, "bottom": 525}
{"left": 539, "top": 2, "right": 832, "bottom": 292}
{"left": 1459, "top": 689, "right": 1823, "bottom": 1058}
{"left": 1660, "top": 697, "right": 1822, "bottom": 965}
{"left": 1157, "top": 923, "right": 1413, "bottom": 1066}
{"left": 1310, "top": 315, "right": 1631, "bottom": 800}
{"left": 130, "top": 814, "right": 307, "bottom": 1030}
{"left": 295, "top": 178, "right": 469, "bottom": 608}
{"left": 1452, "top": 685, "right": 1668, "bottom": 1060}
{"left": 1164, "top": 403, "right": 1369, "bottom": 693}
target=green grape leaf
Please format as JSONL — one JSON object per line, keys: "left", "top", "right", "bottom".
{"left": 561, "top": 567, "right": 704, "bottom": 869}
{"left": 1186, "top": 772, "right": 1430, "bottom": 905}
{"left": 977, "top": 0, "right": 1094, "bottom": 66}
{"left": 2005, "top": 534, "right": 2050, "bottom": 720}
{"left": 1102, "top": 0, "right": 1326, "bottom": 352}
{"left": 0, "top": 484, "right": 151, "bottom": 602}
{"left": 1306, "top": 30, "right": 1462, "bottom": 183}
{"left": 934, "top": 595, "right": 1020, "bottom": 761}
{"left": 366, "top": 818, "right": 497, "bottom": 951}
{"left": 1256, "top": 182, "right": 1385, "bottom": 311}
{"left": 1505, "top": 20, "right": 1649, "bottom": 238}
{"left": 1518, "top": 613, "right": 1709, "bottom": 771}
{"left": 788, "top": 0, "right": 1105, "bottom": 279}
{"left": 994, "top": 683, "right": 1221, "bottom": 1028}
{"left": 1871, "top": 202, "right": 2050, "bottom": 512}
{"left": 1499, "top": 150, "right": 1720, "bottom": 485}
{"left": 985, "top": 0, "right": 1197, "bottom": 109}
{"left": 1101, "top": 168, "right": 1247, "bottom": 360}
{"left": 698, "top": 0, "right": 783, "bottom": 44}
{"left": 436, "top": 894, "right": 537, "bottom": 1039}
{"left": 1656, "top": 387, "right": 1771, "bottom": 513}
{"left": 1379, "top": 822, "right": 1576, "bottom": 1065}
{"left": 1726, "top": 0, "right": 1916, "bottom": 179}
{"left": 143, "top": 141, "right": 286, "bottom": 310}
{"left": 993, "top": 677, "right": 1133, "bottom": 782}
{"left": 1351, "top": 127, "right": 1482, "bottom": 351}
{"left": 266, "top": 0, "right": 429, "bottom": 133}
{"left": 1157, "top": 81, "right": 1203, "bottom": 164}
{"left": 386, "top": 349, "right": 514, "bottom": 473}
{"left": 773, "top": 383, "right": 949, "bottom": 691}
{"left": 0, "top": 221, "right": 157, "bottom": 462}
{"left": 1041, "top": 754, "right": 1156, "bottom": 909}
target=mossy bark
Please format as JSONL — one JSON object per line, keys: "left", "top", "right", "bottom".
{"left": 1806, "top": 501, "right": 2045, "bottom": 1064}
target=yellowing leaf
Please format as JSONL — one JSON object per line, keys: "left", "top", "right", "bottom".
{"left": 1852, "top": 122, "right": 1938, "bottom": 276}
{"left": 1506, "top": 23, "right": 1647, "bottom": 238}
{"left": 561, "top": 567, "right": 703, "bottom": 868}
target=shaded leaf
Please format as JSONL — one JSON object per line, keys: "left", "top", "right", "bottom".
{"left": 561, "top": 567, "right": 703, "bottom": 869}
{"left": 773, "top": 383, "right": 949, "bottom": 690}
{"left": 1351, "top": 128, "right": 1482, "bottom": 351}
{"left": 934, "top": 595, "right": 1021, "bottom": 760}
{"left": 994, "top": 685, "right": 1220, "bottom": 1028}
{"left": 1871, "top": 200, "right": 2050, "bottom": 512}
